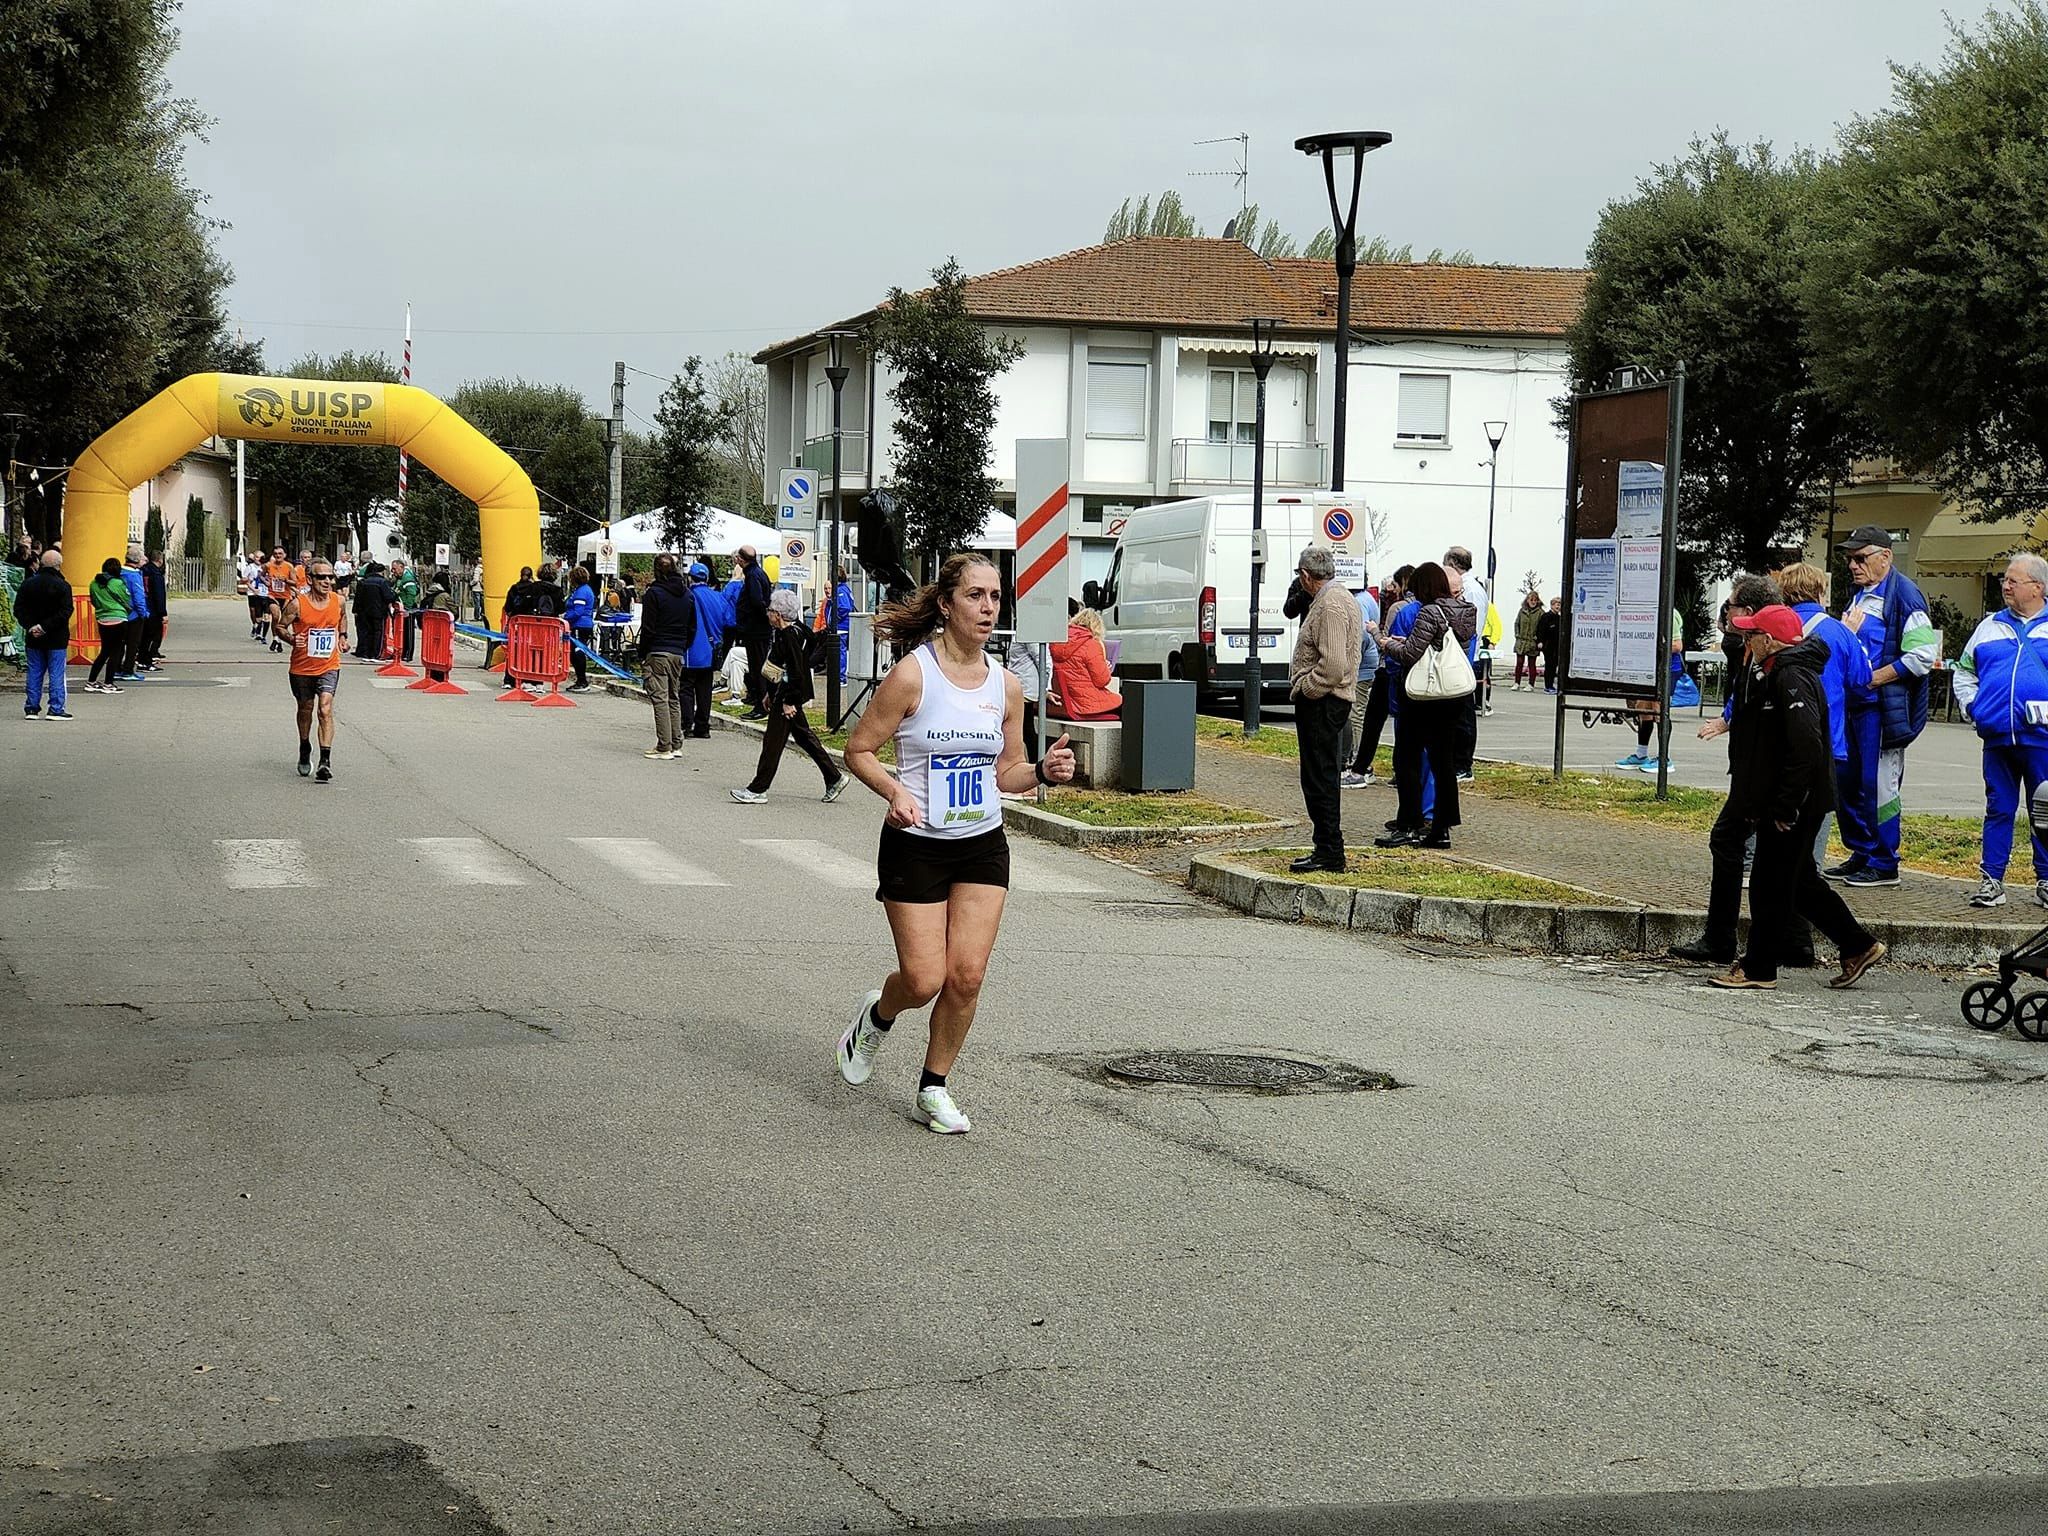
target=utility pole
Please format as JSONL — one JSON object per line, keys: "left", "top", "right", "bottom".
{"left": 607, "top": 361, "right": 625, "bottom": 529}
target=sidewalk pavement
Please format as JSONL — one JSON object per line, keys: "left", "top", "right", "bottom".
{"left": 1162, "top": 738, "right": 2001, "bottom": 932}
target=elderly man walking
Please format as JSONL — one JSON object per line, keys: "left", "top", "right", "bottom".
{"left": 1288, "top": 546, "right": 1366, "bottom": 874}
{"left": 1953, "top": 554, "right": 2048, "bottom": 908}
{"left": 1831, "top": 525, "right": 1937, "bottom": 887}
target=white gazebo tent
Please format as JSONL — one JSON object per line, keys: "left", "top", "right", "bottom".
{"left": 574, "top": 507, "right": 781, "bottom": 563}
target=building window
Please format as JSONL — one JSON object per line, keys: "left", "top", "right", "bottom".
{"left": 812, "top": 378, "right": 830, "bottom": 439}
{"left": 1395, "top": 372, "right": 1451, "bottom": 446}
{"left": 1207, "top": 369, "right": 1257, "bottom": 444}
{"left": 1086, "top": 359, "right": 1148, "bottom": 439}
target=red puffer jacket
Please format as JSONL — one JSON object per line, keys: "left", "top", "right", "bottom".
{"left": 1049, "top": 624, "right": 1121, "bottom": 719}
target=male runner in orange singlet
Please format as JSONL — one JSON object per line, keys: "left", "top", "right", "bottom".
{"left": 263, "top": 546, "right": 296, "bottom": 654}
{"left": 276, "top": 560, "right": 349, "bottom": 782}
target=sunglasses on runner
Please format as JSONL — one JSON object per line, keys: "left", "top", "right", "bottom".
{"left": 310, "top": 570, "right": 334, "bottom": 580}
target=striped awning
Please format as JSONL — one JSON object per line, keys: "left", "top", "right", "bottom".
{"left": 1180, "top": 335, "right": 1321, "bottom": 358}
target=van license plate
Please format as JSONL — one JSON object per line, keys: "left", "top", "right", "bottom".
{"left": 1222, "top": 632, "right": 1280, "bottom": 652}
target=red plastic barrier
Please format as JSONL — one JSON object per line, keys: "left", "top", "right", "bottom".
{"left": 497, "top": 615, "right": 575, "bottom": 708}
{"left": 375, "top": 605, "right": 417, "bottom": 678}
{"left": 406, "top": 609, "right": 464, "bottom": 695}
{"left": 67, "top": 595, "right": 101, "bottom": 665}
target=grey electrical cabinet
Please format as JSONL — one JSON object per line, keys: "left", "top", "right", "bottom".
{"left": 1120, "top": 680, "right": 1197, "bottom": 792}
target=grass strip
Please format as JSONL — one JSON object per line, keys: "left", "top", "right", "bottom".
{"left": 1038, "top": 791, "right": 1274, "bottom": 828}
{"left": 1237, "top": 849, "right": 1604, "bottom": 903}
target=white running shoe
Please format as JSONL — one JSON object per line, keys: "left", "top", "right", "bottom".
{"left": 837, "top": 990, "right": 885, "bottom": 1085}
{"left": 915, "top": 1084, "right": 971, "bottom": 1135}
{"left": 729, "top": 786, "right": 767, "bottom": 803}
{"left": 1971, "top": 876, "right": 2007, "bottom": 909}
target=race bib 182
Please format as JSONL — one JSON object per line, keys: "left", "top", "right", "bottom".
{"left": 307, "top": 627, "right": 338, "bottom": 659}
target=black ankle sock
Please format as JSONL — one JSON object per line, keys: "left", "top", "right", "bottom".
{"left": 868, "top": 1001, "right": 895, "bottom": 1033}
{"left": 918, "top": 1068, "right": 946, "bottom": 1090}
{"left": 298, "top": 740, "right": 312, "bottom": 761}
{"left": 319, "top": 748, "right": 331, "bottom": 766}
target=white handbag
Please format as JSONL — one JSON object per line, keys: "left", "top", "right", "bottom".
{"left": 1404, "top": 606, "right": 1478, "bottom": 700}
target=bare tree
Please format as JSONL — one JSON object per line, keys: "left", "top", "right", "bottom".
{"left": 706, "top": 351, "right": 766, "bottom": 513}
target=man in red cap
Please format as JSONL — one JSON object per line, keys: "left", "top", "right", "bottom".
{"left": 1711, "top": 604, "right": 1888, "bottom": 991}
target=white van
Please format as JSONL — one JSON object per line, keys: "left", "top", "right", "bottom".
{"left": 1090, "top": 493, "right": 1368, "bottom": 705}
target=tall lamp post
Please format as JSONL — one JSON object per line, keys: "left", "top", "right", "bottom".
{"left": 1480, "top": 417, "right": 1507, "bottom": 609}
{"left": 823, "top": 331, "right": 853, "bottom": 729}
{"left": 1294, "top": 130, "right": 1392, "bottom": 493}
{"left": 1243, "top": 318, "right": 1279, "bottom": 736}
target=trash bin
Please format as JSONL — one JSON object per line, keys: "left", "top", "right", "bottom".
{"left": 1121, "top": 680, "right": 1196, "bottom": 792}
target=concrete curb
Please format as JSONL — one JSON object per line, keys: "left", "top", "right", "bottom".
{"left": 1187, "top": 851, "right": 2037, "bottom": 968}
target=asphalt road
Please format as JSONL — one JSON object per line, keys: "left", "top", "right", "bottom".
{"left": 5, "top": 599, "right": 2048, "bottom": 1535}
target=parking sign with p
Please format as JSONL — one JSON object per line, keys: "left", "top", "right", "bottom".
{"left": 778, "top": 469, "right": 818, "bottom": 534}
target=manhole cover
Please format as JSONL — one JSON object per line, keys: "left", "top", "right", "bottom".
{"left": 1775, "top": 1041, "right": 2008, "bottom": 1083}
{"left": 1106, "top": 1052, "right": 1331, "bottom": 1089}
{"left": 1100, "top": 901, "right": 1205, "bottom": 920}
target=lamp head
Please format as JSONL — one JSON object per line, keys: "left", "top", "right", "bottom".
{"left": 1293, "top": 131, "right": 1394, "bottom": 161}
{"left": 1484, "top": 419, "right": 1507, "bottom": 452}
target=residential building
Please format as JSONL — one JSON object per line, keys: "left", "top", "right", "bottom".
{"left": 755, "top": 236, "right": 1589, "bottom": 603}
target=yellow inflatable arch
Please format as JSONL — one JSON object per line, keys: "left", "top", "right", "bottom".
{"left": 63, "top": 373, "right": 543, "bottom": 623}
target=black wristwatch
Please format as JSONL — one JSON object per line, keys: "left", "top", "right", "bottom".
{"left": 1034, "top": 760, "right": 1053, "bottom": 787}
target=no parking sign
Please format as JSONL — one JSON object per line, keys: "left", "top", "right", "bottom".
{"left": 1321, "top": 507, "right": 1355, "bottom": 544}
{"left": 780, "top": 534, "right": 814, "bottom": 585}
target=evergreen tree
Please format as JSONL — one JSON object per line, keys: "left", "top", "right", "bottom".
{"left": 650, "top": 358, "right": 731, "bottom": 554}
{"left": 870, "top": 259, "right": 1025, "bottom": 567}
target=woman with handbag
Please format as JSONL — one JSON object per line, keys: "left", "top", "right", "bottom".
{"left": 728, "top": 589, "right": 847, "bottom": 804}
{"left": 1376, "top": 561, "right": 1477, "bottom": 849}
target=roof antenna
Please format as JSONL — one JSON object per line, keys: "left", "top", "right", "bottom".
{"left": 1192, "top": 133, "right": 1250, "bottom": 240}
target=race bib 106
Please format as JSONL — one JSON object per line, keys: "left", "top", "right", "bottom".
{"left": 931, "top": 752, "right": 995, "bottom": 825}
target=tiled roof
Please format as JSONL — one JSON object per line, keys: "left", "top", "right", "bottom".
{"left": 755, "top": 238, "right": 1587, "bottom": 360}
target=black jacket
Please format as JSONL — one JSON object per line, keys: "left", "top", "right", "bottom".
{"left": 1728, "top": 635, "right": 1834, "bottom": 826}
{"left": 637, "top": 573, "right": 698, "bottom": 659}
{"left": 764, "top": 623, "right": 815, "bottom": 707}
{"left": 143, "top": 560, "right": 167, "bottom": 617}
{"left": 526, "top": 579, "right": 563, "bottom": 619}
{"left": 1535, "top": 611, "right": 1560, "bottom": 649}
{"left": 15, "top": 568, "right": 72, "bottom": 649}
{"left": 502, "top": 579, "right": 535, "bottom": 621}
{"left": 736, "top": 563, "right": 772, "bottom": 633}
{"left": 354, "top": 573, "right": 394, "bottom": 621}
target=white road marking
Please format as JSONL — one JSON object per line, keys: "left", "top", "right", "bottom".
{"left": 215, "top": 838, "right": 320, "bottom": 889}
{"left": 568, "top": 837, "right": 726, "bottom": 886}
{"left": 400, "top": 837, "right": 527, "bottom": 885}
{"left": 13, "top": 840, "right": 104, "bottom": 891}
{"left": 209, "top": 676, "right": 252, "bottom": 688}
{"left": 747, "top": 838, "right": 874, "bottom": 890}
{"left": 1006, "top": 844, "right": 1105, "bottom": 894}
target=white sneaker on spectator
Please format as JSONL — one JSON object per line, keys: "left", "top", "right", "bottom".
{"left": 1970, "top": 877, "right": 2007, "bottom": 908}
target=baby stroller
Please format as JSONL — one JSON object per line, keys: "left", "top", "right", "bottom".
{"left": 1961, "top": 781, "right": 2048, "bottom": 1040}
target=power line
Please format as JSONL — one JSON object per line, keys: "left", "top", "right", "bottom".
{"left": 200, "top": 316, "right": 788, "bottom": 340}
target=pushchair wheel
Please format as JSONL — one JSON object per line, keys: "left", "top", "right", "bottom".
{"left": 2016, "top": 993, "right": 2048, "bottom": 1042}
{"left": 1961, "top": 980, "right": 2015, "bottom": 1033}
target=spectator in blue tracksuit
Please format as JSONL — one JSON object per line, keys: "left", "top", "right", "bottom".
{"left": 562, "top": 564, "right": 598, "bottom": 691}
{"left": 1952, "top": 553, "right": 2048, "bottom": 910}
{"left": 1832, "top": 524, "right": 1938, "bottom": 887}
{"left": 832, "top": 566, "right": 855, "bottom": 680}
{"left": 1381, "top": 588, "right": 1434, "bottom": 823}
{"left": 117, "top": 547, "right": 150, "bottom": 681}
{"left": 683, "top": 561, "right": 732, "bottom": 740}
{"left": 1340, "top": 582, "right": 1380, "bottom": 787}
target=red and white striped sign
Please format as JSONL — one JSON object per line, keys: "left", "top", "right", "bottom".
{"left": 1012, "top": 438, "right": 1074, "bottom": 644}
{"left": 397, "top": 304, "right": 411, "bottom": 508}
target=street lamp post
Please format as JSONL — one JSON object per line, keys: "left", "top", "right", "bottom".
{"left": 1295, "top": 130, "right": 1392, "bottom": 493}
{"left": 1244, "top": 318, "right": 1279, "bottom": 737}
{"left": 823, "top": 331, "right": 853, "bottom": 729}
{"left": 1480, "top": 418, "right": 1507, "bottom": 733}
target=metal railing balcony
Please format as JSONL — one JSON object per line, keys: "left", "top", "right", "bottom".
{"left": 798, "top": 432, "right": 868, "bottom": 476}
{"left": 1171, "top": 438, "right": 1326, "bottom": 487}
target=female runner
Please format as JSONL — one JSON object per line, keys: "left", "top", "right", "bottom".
{"left": 835, "top": 553, "right": 1077, "bottom": 1133}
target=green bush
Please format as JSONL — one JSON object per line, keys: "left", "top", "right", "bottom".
{"left": 202, "top": 512, "right": 228, "bottom": 590}
{"left": 144, "top": 504, "right": 167, "bottom": 559}
{"left": 182, "top": 495, "right": 207, "bottom": 558}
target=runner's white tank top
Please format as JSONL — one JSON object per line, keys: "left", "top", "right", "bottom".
{"left": 896, "top": 642, "right": 1008, "bottom": 840}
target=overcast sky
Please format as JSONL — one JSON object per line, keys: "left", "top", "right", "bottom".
{"left": 169, "top": 0, "right": 1962, "bottom": 420}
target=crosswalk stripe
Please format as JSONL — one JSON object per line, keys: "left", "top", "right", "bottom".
{"left": 746, "top": 838, "right": 874, "bottom": 890}
{"left": 1006, "top": 844, "right": 1105, "bottom": 894}
{"left": 568, "top": 836, "right": 726, "bottom": 886}
{"left": 13, "top": 840, "right": 103, "bottom": 892}
{"left": 215, "top": 838, "right": 319, "bottom": 889}
{"left": 400, "top": 837, "right": 527, "bottom": 885}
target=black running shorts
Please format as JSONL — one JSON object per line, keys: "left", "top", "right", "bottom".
{"left": 875, "top": 823, "right": 1010, "bottom": 904}
{"left": 289, "top": 670, "right": 341, "bottom": 702}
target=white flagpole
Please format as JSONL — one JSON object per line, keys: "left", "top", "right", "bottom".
{"left": 398, "top": 304, "right": 411, "bottom": 527}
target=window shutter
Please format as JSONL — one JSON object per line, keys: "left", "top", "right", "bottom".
{"left": 1087, "top": 362, "right": 1148, "bottom": 437}
{"left": 1396, "top": 373, "right": 1450, "bottom": 442}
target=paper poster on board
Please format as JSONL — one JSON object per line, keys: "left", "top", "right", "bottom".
{"left": 1571, "top": 539, "right": 1620, "bottom": 682}
{"left": 1612, "top": 538, "right": 1664, "bottom": 687}
{"left": 1617, "top": 461, "right": 1666, "bottom": 538}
